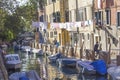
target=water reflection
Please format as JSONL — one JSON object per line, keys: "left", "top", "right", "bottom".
{"left": 48, "top": 62, "right": 108, "bottom": 80}
{"left": 77, "top": 74, "right": 107, "bottom": 80}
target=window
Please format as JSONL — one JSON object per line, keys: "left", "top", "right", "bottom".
{"left": 49, "top": 0, "right": 56, "bottom": 4}
{"left": 117, "top": 12, "right": 120, "bottom": 27}
{"left": 47, "top": 32, "right": 49, "bottom": 37}
{"left": 49, "top": 0, "right": 52, "bottom": 4}
{"left": 56, "top": 12, "right": 60, "bottom": 22}
{"left": 53, "top": 12, "right": 56, "bottom": 22}
{"left": 87, "top": 33, "right": 89, "bottom": 40}
{"left": 74, "top": 33, "right": 78, "bottom": 43}
{"left": 69, "top": 11, "right": 72, "bottom": 22}
{"left": 108, "top": 37, "right": 110, "bottom": 44}
{"left": 65, "top": 11, "right": 69, "bottom": 22}
{"left": 79, "top": 9, "right": 84, "bottom": 21}
{"left": 82, "top": 33, "right": 85, "bottom": 39}
{"left": 52, "top": 12, "right": 60, "bottom": 22}
{"left": 106, "top": 10, "right": 111, "bottom": 25}
{"left": 50, "top": 32, "right": 53, "bottom": 38}
{"left": 52, "top": 0, "right": 56, "bottom": 2}
{"left": 36, "top": 28, "right": 39, "bottom": 32}
{"left": 95, "top": 11, "right": 102, "bottom": 26}
{"left": 96, "top": 36, "right": 99, "bottom": 42}
{"left": 54, "top": 30, "right": 57, "bottom": 35}
{"left": 99, "top": 36, "right": 101, "bottom": 41}
{"left": 78, "top": 8, "right": 87, "bottom": 21}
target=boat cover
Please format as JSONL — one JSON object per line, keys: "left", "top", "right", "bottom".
{"left": 77, "top": 60, "right": 95, "bottom": 71}
{"left": 9, "top": 70, "right": 41, "bottom": 80}
{"left": 107, "top": 66, "right": 120, "bottom": 80}
{"left": 90, "top": 59, "right": 107, "bottom": 75}
{"left": 62, "top": 58, "right": 79, "bottom": 64}
{"left": 19, "top": 76, "right": 29, "bottom": 80}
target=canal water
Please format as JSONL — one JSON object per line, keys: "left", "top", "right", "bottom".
{"left": 10, "top": 50, "right": 112, "bottom": 80}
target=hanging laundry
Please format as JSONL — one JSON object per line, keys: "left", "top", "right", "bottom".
{"left": 75, "top": 22, "right": 80, "bottom": 28}
{"left": 81, "top": 21, "right": 85, "bottom": 27}
{"left": 32, "top": 21, "right": 40, "bottom": 28}
{"left": 59, "top": 23, "right": 66, "bottom": 29}
{"left": 53, "top": 23, "right": 59, "bottom": 29}
{"left": 88, "top": 20, "right": 93, "bottom": 25}
{"left": 66, "top": 22, "right": 71, "bottom": 31}
{"left": 50, "top": 23, "right": 54, "bottom": 29}
{"left": 84, "top": 21, "right": 89, "bottom": 27}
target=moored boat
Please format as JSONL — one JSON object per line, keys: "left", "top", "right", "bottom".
{"left": 56, "top": 58, "right": 80, "bottom": 68}
{"left": 76, "top": 60, "right": 96, "bottom": 74}
{"left": 9, "top": 70, "right": 42, "bottom": 80}
{"left": 107, "top": 66, "right": 120, "bottom": 80}
{"left": 4, "top": 54, "right": 22, "bottom": 70}
{"left": 48, "top": 52, "right": 66, "bottom": 63}
{"left": 76, "top": 59, "right": 107, "bottom": 75}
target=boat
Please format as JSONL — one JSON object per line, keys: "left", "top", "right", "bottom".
{"left": 37, "top": 49, "right": 44, "bottom": 56}
{"left": 76, "top": 59, "right": 107, "bottom": 75}
{"left": 30, "top": 48, "right": 41, "bottom": 53}
{"left": 77, "top": 74, "right": 107, "bottom": 80}
{"left": 48, "top": 52, "right": 66, "bottom": 63}
{"left": 21, "top": 46, "right": 31, "bottom": 52}
{"left": 4, "top": 54, "right": 22, "bottom": 70}
{"left": 76, "top": 60, "right": 96, "bottom": 74}
{"left": 9, "top": 70, "right": 42, "bottom": 80}
{"left": 107, "top": 66, "right": 120, "bottom": 80}
{"left": 56, "top": 58, "right": 80, "bottom": 68}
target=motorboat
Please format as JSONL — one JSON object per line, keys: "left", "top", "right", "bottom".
{"left": 4, "top": 54, "right": 22, "bottom": 70}
{"left": 56, "top": 58, "right": 80, "bottom": 68}
{"left": 37, "top": 49, "right": 44, "bottom": 56}
{"left": 21, "top": 46, "right": 31, "bottom": 52}
{"left": 107, "top": 66, "right": 120, "bottom": 80}
{"left": 76, "top": 60, "right": 96, "bottom": 74}
{"left": 76, "top": 59, "right": 107, "bottom": 75}
{"left": 30, "top": 48, "right": 41, "bottom": 53}
{"left": 9, "top": 70, "right": 42, "bottom": 80}
{"left": 48, "top": 52, "right": 66, "bottom": 63}
{"left": 77, "top": 74, "right": 107, "bottom": 80}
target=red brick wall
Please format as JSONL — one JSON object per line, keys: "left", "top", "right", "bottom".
{"left": 93, "top": 0, "right": 119, "bottom": 26}
{"left": 106, "top": 0, "right": 114, "bottom": 8}
{"left": 111, "top": 8, "right": 117, "bottom": 25}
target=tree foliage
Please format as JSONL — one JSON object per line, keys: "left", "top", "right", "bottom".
{"left": 0, "top": 0, "right": 40, "bottom": 41}
{"left": 0, "top": 0, "right": 46, "bottom": 41}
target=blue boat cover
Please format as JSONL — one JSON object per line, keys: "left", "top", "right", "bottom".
{"left": 77, "top": 60, "right": 95, "bottom": 71}
{"left": 19, "top": 76, "right": 29, "bottom": 80}
{"left": 56, "top": 53, "right": 62, "bottom": 58}
{"left": 62, "top": 58, "right": 78, "bottom": 65}
{"left": 90, "top": 59, "right": 107, "bottom": 75}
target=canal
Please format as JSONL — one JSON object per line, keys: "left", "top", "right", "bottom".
{"left": 9, "top": 50, "right": 111, "bottom": 80}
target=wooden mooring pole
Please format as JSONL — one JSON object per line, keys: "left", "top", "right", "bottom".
{"left": 0, "top": 54, "right": 8, "bottom": 80}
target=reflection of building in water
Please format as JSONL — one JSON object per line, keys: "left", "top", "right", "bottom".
{"left": 47, "top": 64, "right": 63, "bottom": 80}
{"left": 61, "top": 74, "right": 78, "bottom": 80}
